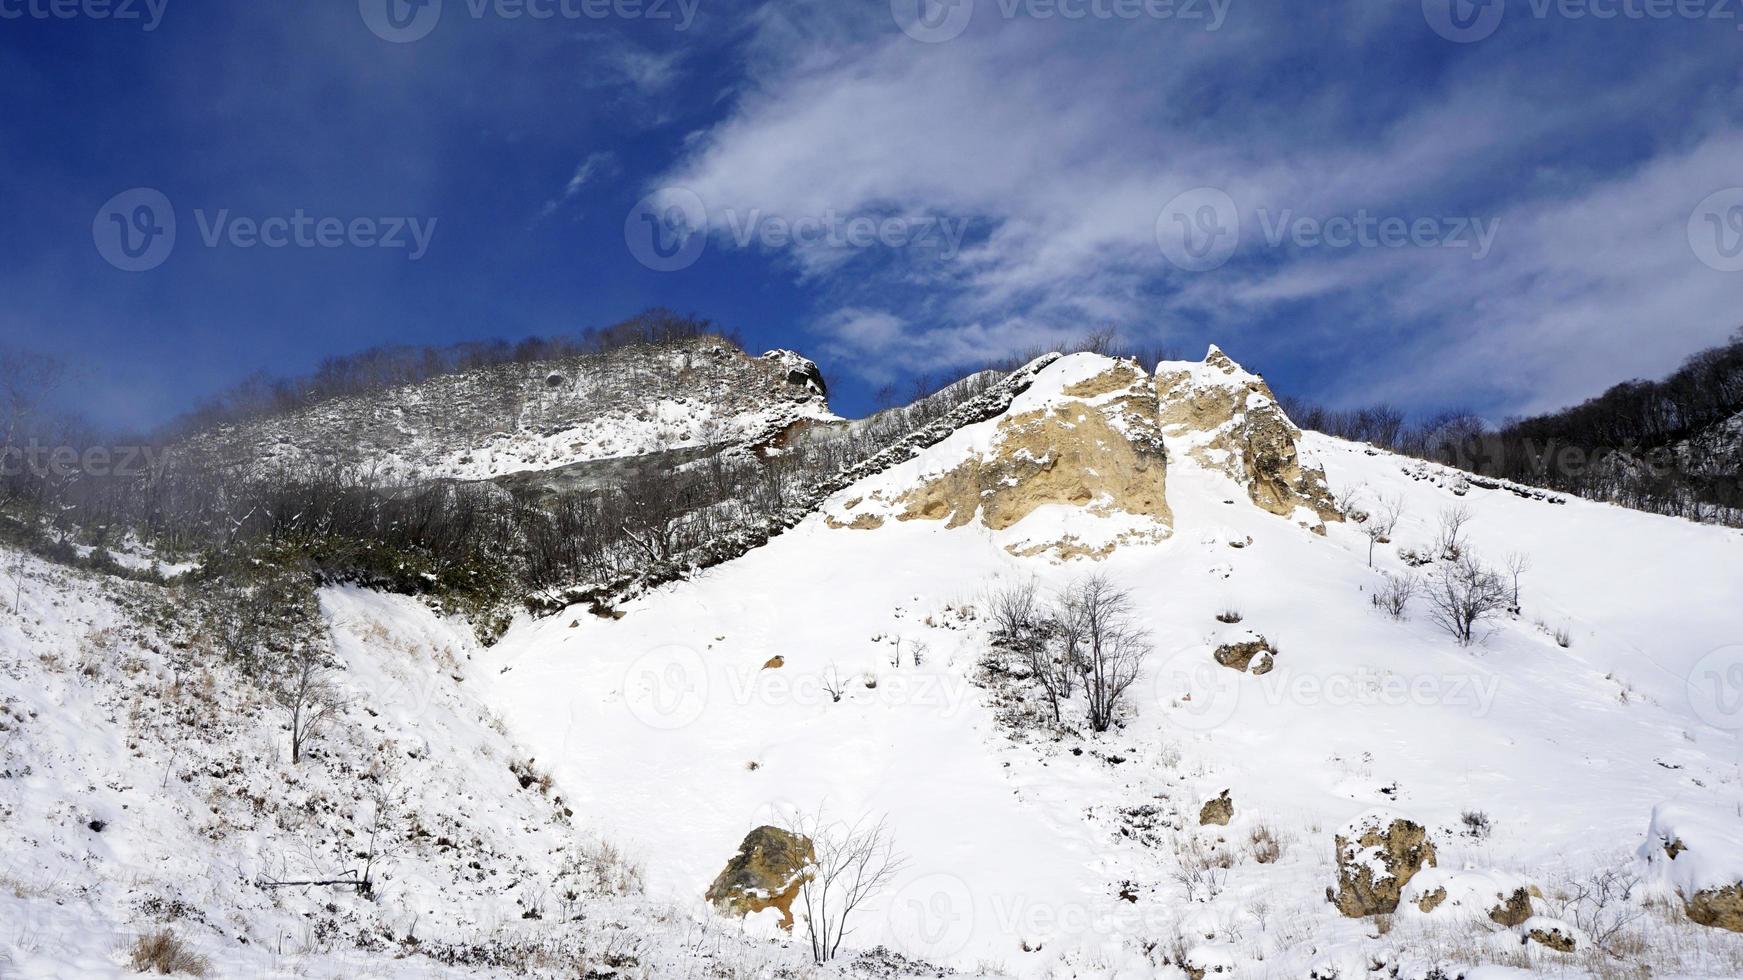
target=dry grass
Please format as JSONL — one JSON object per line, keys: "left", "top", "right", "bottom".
{"left": 1246, "top": 823, "right": 1286, "bottom": 864}
{"left": 129, "top": 930, "right": 209, "bottom": 976}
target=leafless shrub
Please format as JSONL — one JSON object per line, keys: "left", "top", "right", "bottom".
{"left": 564, "top": 840, "right": 646, "bottom": 898}
{"left": 1555, "top": 625, "right": 1573, "bottom": 649}
{"left": 1505, "top": 551, "right": 1532, "bottom": 610}
{"left": 1215, "top": 608, "right": 1243, "bottom": 625}
{"left": 129, "top": 930, "right": 209, "bottom": 977}
{"left": 1435, "top": 504, "right": 1474, "bottom": 561}
{"left": 821, "top": 668, "right": 846, "bottom": 704}
{"left": 787, "top": 811, "right": 907, "bottom": 964}
{"left": 1371, "top": 573, "right": 1418, "bottom": 619}
{"left": 1424, "top": 556, "right": 1510, "bottom": 646}
{"left": 1460, "top": 809, "right": 1492, "bottom": 839}
{"left": 987, "top": 577, "right": 1043, "bottom": 650}
{"left": 1545, "top": 868, "right": 1647, "bottom": 956}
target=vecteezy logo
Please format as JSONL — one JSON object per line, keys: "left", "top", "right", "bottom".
{"left": 625, "top": 187, "right": 708, "bottom": 272}
{"left": 93, "top": 188, "right": 176, "bottom": 272}
{"left": 1423, "top": 0, "right": 1505, "bottom": 43}
{"left": 360, "top": 0, "right": 443, "bottom": 43}
{"left": 622, "top": 644, "right": 709, "bottom": 729}
{"left": 887, "top": 872, "right": 975, "bottom": 960}
{"left": 1152, "top": 646, "right": 1242, "bottom": 731}
{"left": 1688, "top": 645, "right": 1743, "bottom": 731}
{"left": 892, "top": 0, "right": 974, "bottom": 43}
{"left": 1690, "top": 189, "right": 1743, "bottom": 273}
{"left": 1156, "top": 187, "right": 1240, "bottom": 273}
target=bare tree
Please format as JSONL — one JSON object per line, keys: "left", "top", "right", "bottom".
{"left": 1434, "top": 504, "right": 1474, "bottom": 561}
{"left": 1423, "top": 556, "right": 1510, "bottom": 646}
{"left": 787, "top": 811, "right": 907, "bottom": 964}
{"left": 1504, "top": 551, "right": 1531, "bottom": 610}
{"left": 278, "top": 645, "right": 342, "bottom": 765}
{"left": 1361, "top": 494, "right": 1405, "bottom": 568}
{"left": 1066, "top": 576, "right": 1152, "bottom": 732}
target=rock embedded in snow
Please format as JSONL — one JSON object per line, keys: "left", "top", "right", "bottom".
{"left": 705, "top": 826, "right": 815, "bottom": 932}
{"left": 1199, "top": 790, "right": 1235, "bottom": 826}
{"left": 1329, "top": 810, "right": 1438, "bottom": 917}
{"left": 1156, "top": 346, "right": 1344, "bottom": 534}
{"left": 1402, "top": 868, "right": 1534, "bottom": 925}
{"left": 1639, "top": 803, "right": 1743, "bottom": 932}
{"left": 1212, "top": 630, "right": 1276, "bottom": 675}
{"left": 1523, "top": 915, "right": 1579, "bottom": 952}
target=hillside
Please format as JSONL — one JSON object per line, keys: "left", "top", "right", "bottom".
{"left": 481, "top": 351, "right": 1743, "bottom": 978}
{"left": 181, "top": 338, "right": 835, "bottom": 482}
{"left": 4, "top": 348, "right": 1742, "bottom": 979}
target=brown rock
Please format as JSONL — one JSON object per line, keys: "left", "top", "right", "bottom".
{"left": 1488, "top": 887, "right": 1533, "bottom": 927}
{"left": 1213, "top": 636, "right": 1275, "bottom": 674}
{"left": 705, "top": 826, "right": 815, "bottom": 931}
{"left": 1329, "top": 813, "right": 1437, "bottom": 917}
{"left": 1686, "top": 884, "right": 1743, "bottom": 933}
{"left": 762, "top": 656, "right": 785, "bottom": 670}
{"left": 1199, "top": 791, "right": 1234, "bottom": 826}
{"left": 1526, "top": 921, "right": 1576, "bottom": 952}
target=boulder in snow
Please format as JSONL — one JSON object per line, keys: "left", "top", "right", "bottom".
{"left": 1328, "top": 809, "right": 1437, "bottom": 917}
{"left": 1639, "top": 804, "right": 1743, "bottom": 932}
{"left": 705, "top": 826, "right": 815, "bottom": 931}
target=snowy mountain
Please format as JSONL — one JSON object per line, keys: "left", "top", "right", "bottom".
{"left": 5, "top": 347, "right": 1742, "bottom": 979}
{"left": 181, "top": 338, "right": 835, "bottom": 481}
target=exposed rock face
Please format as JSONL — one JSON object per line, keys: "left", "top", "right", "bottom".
{"left": 1686, "top": 884, "right": 1743, "bottom": 932}
{"left": 1213, "top": 631, "right": 1276, "bottom": 675}
{"left": 1156, "top": 347, "right": 1343, "bottom": 533}
{"left": 705, "top": 826, "right": 815, "bottom": 931}
{"left": 1329, "top": 811, "right": 1437, "bottom": 917}
{"left": 1199, "top": 791, "right": 1234, "bottom": 826}
{"left": 826, "top": 354, "right": 1173, "bottom": 559}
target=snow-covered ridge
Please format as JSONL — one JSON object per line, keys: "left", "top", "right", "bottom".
{"left": 182, "top": 339, "right": 835, "bottom": 482}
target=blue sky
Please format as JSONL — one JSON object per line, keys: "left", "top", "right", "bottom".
{"left": 1, "top": 0, "right": 1740, "bottom": 432}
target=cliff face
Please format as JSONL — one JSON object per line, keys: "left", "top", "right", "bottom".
{"left": 822, "top": 348, "right": 1338, "bottom": 559}
{"left": 1156, "top": 346, "right": 1344, "bottom": 534}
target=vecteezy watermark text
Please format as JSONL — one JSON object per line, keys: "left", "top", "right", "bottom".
{"left": 360, "top": 0, "right": 698, "bottom": 43}
{"left": 893, "top": 0, "right": 1230, "bottom": 43}
{"left": 0, "top": 441, "right": 170, "bottom": 482}
{"left": 719, "top": 209, "right": 971, "bottom": 260}
{"left": 0, "top": 0, "right": 167, "bottom": 30}
{"left": 1425, "top": 0, "right": 1743, "bottom": 43}
{"left": 624, "top": 188, "right": 972, "bottom": 272}
{"left": 93, "top": 189, "right": 437, "bottom": 271}
{"left": 1257, "top": 209, "right": 1501, "bottom": 260}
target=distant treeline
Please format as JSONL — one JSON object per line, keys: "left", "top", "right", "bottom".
{"left": 167, "top": 308, "right": 738, "bottom": 437}
{"left": 1283, "top": 330, "right": 1743, "bottom": 524}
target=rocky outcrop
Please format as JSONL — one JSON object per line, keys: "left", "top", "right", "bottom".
{"left": 1403, "top": 869, "right": 1535, "bottom": 926}
{"left": 1156, "top": 347, "right": 1343, "bottom": 533}
{"left": 705, "top": 826, "right": 815, "bottom": 931}
{"left": 1329, "top": 811, "right": 1437, "bottom": 917}
{"left": 1212, "top": 631, "right": 1276, "bottom": 675}
{"left": 1639, "top": 804, "right": 1743, "bottom": 932}
{"left": 826, "top": 354, "right": 1172, "bottom": 559}
{"left": 1199, "top": 791, "right": 1234, "bottom": 826}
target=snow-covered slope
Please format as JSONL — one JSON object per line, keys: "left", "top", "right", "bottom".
{"left": 0, "top": 562, "right": 830, "bottom": 978}
{"left": 183, "top": 339, "right": 835, "bottom": 481}
{"left": 478, "top": 352, "right": 1743, "bottom": 977}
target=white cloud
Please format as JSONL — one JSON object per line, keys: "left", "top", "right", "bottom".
{"left": 655, "top": 3, "right": 1743, "bottom": 414}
